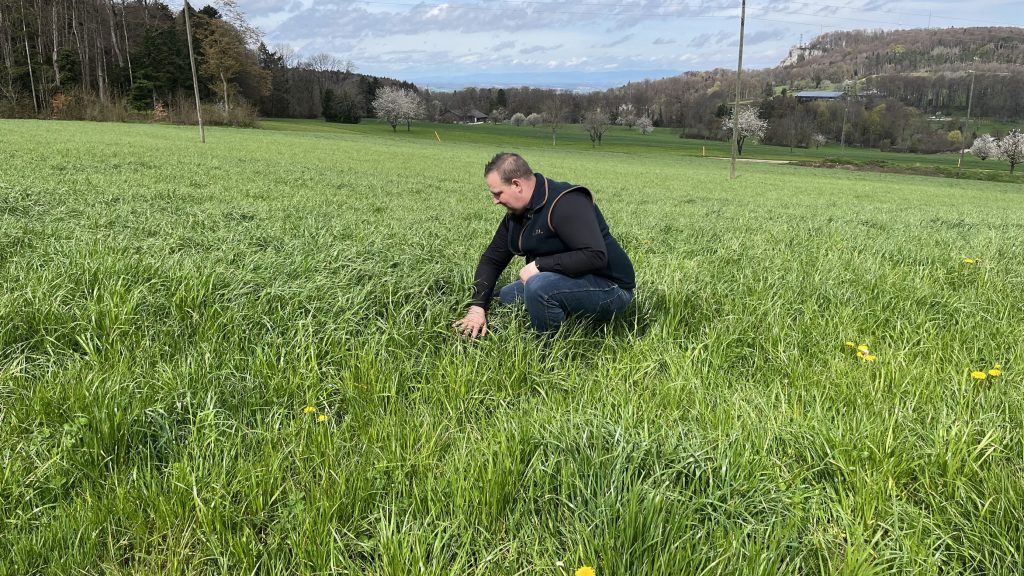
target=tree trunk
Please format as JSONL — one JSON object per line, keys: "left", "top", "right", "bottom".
{"left": 96, "top": 34, "right": 106, "bottom": 102}
{"left": 221, "top": 70, "right": 229, "bottom": 113}
{"left": 120, "top": 0, "right": 131, "bottom": 84}
{"left": 1, "top": 4, "right": 16, "bottom": 100}
{"left": 19, "top": 0, "right": 37, "bottom": 112}
{"left": 107, "top": 0, "right": 121, "bottom": 67}
{"left": 71, "top": 0, "right": 86, "bottom": 88}
{"left": 51, "top": 3, "right": 60, "bottom": 88}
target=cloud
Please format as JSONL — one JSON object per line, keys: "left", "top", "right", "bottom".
{"left": 261, "top": 0, "right": 740, "bottom": 44}
{"left": 653, "top": 37, "right": 676, "bottom": 45}
{"left": 744, "top": 28, "right": 791, "bottom": 45}
{"left": 519, "top": 44, "right": 564, "bottom": 55}
{"left": 592, "top": 34, "right": 634, "bottom": 49}
{"left": 687, "top": 30, "right": 734, "bottom": 48}
{"left": 493, "top": 41, "right": 516, "bottom": 51}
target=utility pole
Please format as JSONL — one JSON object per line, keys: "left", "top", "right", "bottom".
{"left": 840, "top": 77, "right": 856, "bottom": 154}
{"left": 729, "top": 0, "right": 746, "bottom": 180}
{"left": 957, "top": 70, "right": 975, "bottom": 176}
{"left": 183, "top": 1, "right": 205, "bottom": 143}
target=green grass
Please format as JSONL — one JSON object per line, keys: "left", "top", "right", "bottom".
{"left": 262, "top": 117, "right": 1024, "bottom": 179}
{"left": 1, "top": 119, "right": 1023, "bottom": 575}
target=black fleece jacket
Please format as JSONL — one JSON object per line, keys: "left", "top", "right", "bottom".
{"left": 470, "top": 175, "right": 635, "bottom": 310}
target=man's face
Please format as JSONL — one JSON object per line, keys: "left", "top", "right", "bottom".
{"left": 486, "top": 172, "right": 531, "bottom": 215}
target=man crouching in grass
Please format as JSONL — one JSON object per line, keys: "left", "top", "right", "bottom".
{"left": 454, "top": 152, "right": 636, "bottom": 337}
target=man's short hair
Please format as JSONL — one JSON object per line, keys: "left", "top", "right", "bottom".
{"left": 484, "top": 152, "right": 533, "bottom": 184}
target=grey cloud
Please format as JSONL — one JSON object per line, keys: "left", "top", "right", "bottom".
{"left": 519, "top": 44, "right": 564, "bottom": 55}
{"left": 262, "top": 0, "right": 735, "bottom": 45}
{"left": 653, "top": 37, "right": 676, "bottom": 45}
{"left": 493, "top": 41, "right": 517, "bottom": 51}
{"left": 610, "top": 0, "right": 737, "bottom": 29}
{"left": 745, "top": 28, "right": 790, "bottom": 45}
{"left": 238, "top": 0, "right": 298, "bottom": 17}
{"left": 593, "top": 34, "right": 633, "bottom": 49}
{"left": 687, "top": 30, "right": 734, "bottom": 48}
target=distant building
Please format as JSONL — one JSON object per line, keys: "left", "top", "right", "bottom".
{"left": 440, "top": 108, "right": 489, "bottom": 124}
{"left": 795, "top": 90, "right": 844, "bottom": 102}
{"left": 795, "top": 89, "right": 884, "bottom": 103}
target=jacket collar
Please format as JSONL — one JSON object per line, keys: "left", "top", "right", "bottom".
{"left": 526, "top": 173, "right": 549, "bottom": 217}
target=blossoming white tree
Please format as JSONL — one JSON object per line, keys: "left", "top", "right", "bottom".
{"left": 616, "top": 103, "right": 637, "bottom": 128}
{"left": 722, "top": 106, "right": 768, "bottom": 156}
{"left": 510, "top": 112, "right": 526, "bottom": 127}
{"left": 636, "top": 116, "right": 654, "bottom": 135}
{"left": 372, "top": 86, "right": 424, "bottom": 132}
{"left": 969, "top": 134, "right": 997, "bottom": 160}
{"left": 995, "top": 129, "right": 1024, "bottom": 174}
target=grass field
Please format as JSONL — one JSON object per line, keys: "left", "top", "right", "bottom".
{"left": 262, "top": 117, "right": 1024, "bottom": 180}
{"left": 1, "top": 119, "right": 1023, "bottom": 575}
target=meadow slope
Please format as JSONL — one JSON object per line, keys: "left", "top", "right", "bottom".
{"left": 1, "top": 120, "right": 1022, "bottom": 575}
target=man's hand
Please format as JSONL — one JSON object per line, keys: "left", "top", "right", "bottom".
{"left": 453, "top": 305, "right": 488, "bottom": 338}
{"left": 518, "top": 261, "right": 540, "bottom": 284}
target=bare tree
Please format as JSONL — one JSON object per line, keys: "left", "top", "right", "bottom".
{"left": 273, "top": 43, "right": 299, "bottom": 67}
{"left": 583, "top": 108, "right": 609, "bottom": 146}
{"left": 303, "top": 52, "right": 340, "bottom": 94}
{"left": 199, "top": 17, "right": 267, "bottom": 114}
{"left": 543, "top": 94, "right": 565, "bottom": 145}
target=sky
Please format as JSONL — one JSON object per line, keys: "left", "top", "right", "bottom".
{"left": 236, "top": 0, "right": 1023, "bottom": 91}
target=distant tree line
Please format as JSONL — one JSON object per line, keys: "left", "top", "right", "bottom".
{"left": 0, "top": 0, "right": 415, "bottom": 123}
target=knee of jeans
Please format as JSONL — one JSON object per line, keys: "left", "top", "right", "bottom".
{"left": 523, "top": 272, "right": 557, "bottom": 301}
{"left": 498, "top": 282, "right": 522, "bottom": 305}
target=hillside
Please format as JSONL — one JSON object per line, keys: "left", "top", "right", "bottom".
{"left": 770, "top": 27, "right": 1024, "bottom": 118}
{"left": 781, "top": 27, "right": 1024, "bottom": 79}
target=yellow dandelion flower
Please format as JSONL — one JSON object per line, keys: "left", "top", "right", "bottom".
{"left": 303, "top": 406, "right": 317, "bottom": 414}
{"left": 576, "top": 567, "right": 596, "bottom": 576}
{"left": 844, "top": 341, "right": 856, "bottom": 348}
{"left": 317, "top": 414, "right": 329, "bottom": 422}
{"left": 857, "top": 345, "right": 870, "bottom": 354}
{"left": 988, "top": 369, "right": 1001, "bottom": 377}
{"left": 971, "top": 371, "right": 987, "bottom": 380}
{"left": 994, "top": 363, "right": 1002, "bottom": 369}
{"left": 862, "top": 354, "right": 877, "bottom": 362}
{"left": 963, "top": 258, "right": 975, "bottom": 264}
{"left": 857, "top": 350, "right": 866, "bottom": 358}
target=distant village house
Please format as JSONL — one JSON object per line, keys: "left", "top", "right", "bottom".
{"left": 440, "top": 108, "right": 489, "bottom": 124}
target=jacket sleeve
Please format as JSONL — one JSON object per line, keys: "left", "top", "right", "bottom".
{"left": 470, "top": 217, "right": 514, "bottom": 310}
{"left": 535, "top": 191, "right": 607, "bottom": 276}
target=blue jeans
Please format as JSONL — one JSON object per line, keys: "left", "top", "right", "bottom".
{"left": 497, "top": 272, "right": 634, "bottom": 334}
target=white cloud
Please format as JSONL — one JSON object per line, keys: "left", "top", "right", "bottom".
{"left": 239, "top": 0, "right": 1023, "bottom": 88}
